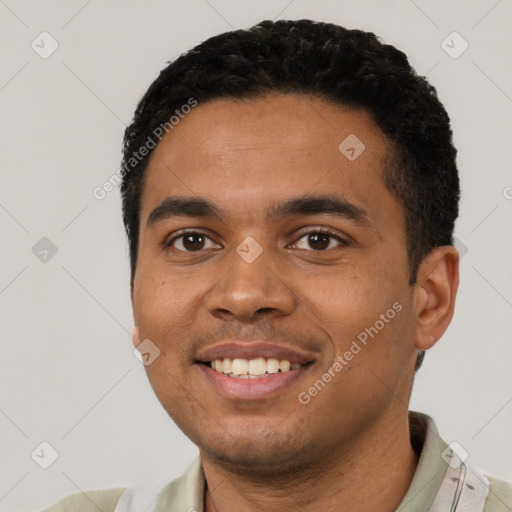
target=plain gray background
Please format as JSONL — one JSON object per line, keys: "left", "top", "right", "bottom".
{"left": 1, "top": 1, "right": 511, "bottom": 510}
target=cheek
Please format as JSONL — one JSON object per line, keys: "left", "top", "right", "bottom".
{"left": 136, "top": 253, "right": 196, "bottom": 315}
{"left": 133, "top": 271, "right": 198, "bottom": 361}
{"left": 299, "top": 266, "right": 411, "bottom": 384}
{"left": 297, "top": 266, "right": 399, "bottom": 339}
{"left": 134, "top": 276, "right": 198, "bottom": 411}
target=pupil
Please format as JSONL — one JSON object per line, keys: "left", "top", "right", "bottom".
{"left": 184, "top": 234, "right": 204, "bottom": 251}
{"left": 309, "top": 233, "right": 329, "bottom": 250}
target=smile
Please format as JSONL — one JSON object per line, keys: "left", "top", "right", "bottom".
{"left": 207, "top": 357, "right": 305, "bottom": 378}
{"left": 197, "top": 359, "right": 314, "bottom": 401}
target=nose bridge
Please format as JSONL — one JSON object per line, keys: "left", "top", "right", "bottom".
{"left": 206, "top": 237, "right": 295, "bottom": 320}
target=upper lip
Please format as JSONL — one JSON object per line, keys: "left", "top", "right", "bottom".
{"left": 196, "top": 342, "right": 316, "bottom": 365}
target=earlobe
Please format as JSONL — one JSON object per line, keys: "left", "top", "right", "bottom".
{"left": 132, "top": 325, "right": 141, "bottom": 348}
{"left": 414, "top": 246, "right": 459, "bottom": 351}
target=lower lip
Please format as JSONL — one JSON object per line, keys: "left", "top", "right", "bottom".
{"left": 197, "top": 363, "right": 311, "bottom": 401}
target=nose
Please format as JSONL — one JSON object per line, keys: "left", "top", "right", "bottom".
{"left": 206, "top": 243, "right": 296, "bottom": 322}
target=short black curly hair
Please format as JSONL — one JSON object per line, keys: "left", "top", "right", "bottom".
{"left": 120, "top": 19, "right": 460, "bottom": 371}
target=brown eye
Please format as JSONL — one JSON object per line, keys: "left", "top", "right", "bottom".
{"left": 181, "top": 233, "right": 206, "bottom": 251}
{"left": 166, "top": 232, "right": 219, "bottom": 252}
{"left": 307, "top": 233, "right": 330, "bottom": 250}
{"left": 293, "top": 230, "right": 348, "bottom": 251}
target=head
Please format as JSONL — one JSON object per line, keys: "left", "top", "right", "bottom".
{"left": 121, "top": 20, "right": 459, "bottom": 475}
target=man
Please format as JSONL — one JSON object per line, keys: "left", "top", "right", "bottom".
{"left": 42, "top": 19, "right": 511, "bottom": 512}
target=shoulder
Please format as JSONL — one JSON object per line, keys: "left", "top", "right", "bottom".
{"left": 38, "top": 457, "right": 202, "bottom": 512}
{"left": 40, "top": 487, "right": 126, "bottom": 512}
{"left": 485, "top": 475, "right": 512, "bottom": 511}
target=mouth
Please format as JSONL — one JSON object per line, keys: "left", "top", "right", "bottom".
{"left": 194, "top": 342, "right": 317, "bottom": 400}
{"left": 196, "top": 356, "right": 314, "bottom": 401}
{"left": 201, "top": 357, "right": 312, "bottom": 379}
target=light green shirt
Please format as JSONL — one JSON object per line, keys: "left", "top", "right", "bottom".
{"left": 41, "top": 411, "right": 512, "bottom": 511}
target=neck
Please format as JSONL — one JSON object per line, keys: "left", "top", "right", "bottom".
{"left": 202, "top": 410, "right": 419, "bottom": 512}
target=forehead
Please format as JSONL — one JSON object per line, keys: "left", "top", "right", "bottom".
{"left": 139, "top": 93, "right": 397, "bottom": 227}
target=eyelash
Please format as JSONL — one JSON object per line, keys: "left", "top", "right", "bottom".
{"left": 164, "top": 228, "right": 350, "bottom": 252}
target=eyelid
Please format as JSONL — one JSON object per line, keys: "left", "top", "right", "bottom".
{"left": 163, "top": 228, "right": 217, "bottom": 249}
{"left": 164, "top": 227, "right": 350, "bottom": 252}
{"left": 291, "top": 227, "right": 350, "bottom": 248}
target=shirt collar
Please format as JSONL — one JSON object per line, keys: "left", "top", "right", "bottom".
{"left": 397, "top": 410, "right": 450, "bottom": 511}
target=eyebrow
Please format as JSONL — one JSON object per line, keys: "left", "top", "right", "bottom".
{"left": 146, "top": 195, "right": 372, "bottom": 228}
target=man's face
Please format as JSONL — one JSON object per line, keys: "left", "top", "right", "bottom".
{"left": 132, "top": 94, "right": 419, "bottom": 472}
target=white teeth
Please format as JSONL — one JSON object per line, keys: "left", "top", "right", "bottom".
{"left": 231, "top": 358, "right": 248, "bottom": 375}
{"left": 266, "top": 358, "right": 280, "bottom": 374}
{"left": 227, "top": 373, "right": 263, "bottom": 379}
{"left": 279, "top": 360, "right": 291, "bottom": 372}
{"left": 222, "top": 358, "right": 232, "bottom": 374}
{"left": 209, "top": 357, "right": 305, "bottom": 377}
{"left": 248, "top": 357, "right": 267, "bottom": 375}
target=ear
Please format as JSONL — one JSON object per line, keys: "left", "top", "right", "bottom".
{"left": 130, "top": 283, "right": 139, "bottom": 348}
{"left": 132, "top": 325, "right": 141, "bottom": 348}
{"left": 130, "top": 285, "right": 135, "bottom": 321}
{"left": 414, "top": 246, "right": 459, "bottom": 351}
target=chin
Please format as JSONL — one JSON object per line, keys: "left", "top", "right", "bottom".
{"left": 202, "top": 442, "right": 309, "bottom": 480}
{"left": 196, "top": 424, "right": 322, "bottom": 481}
